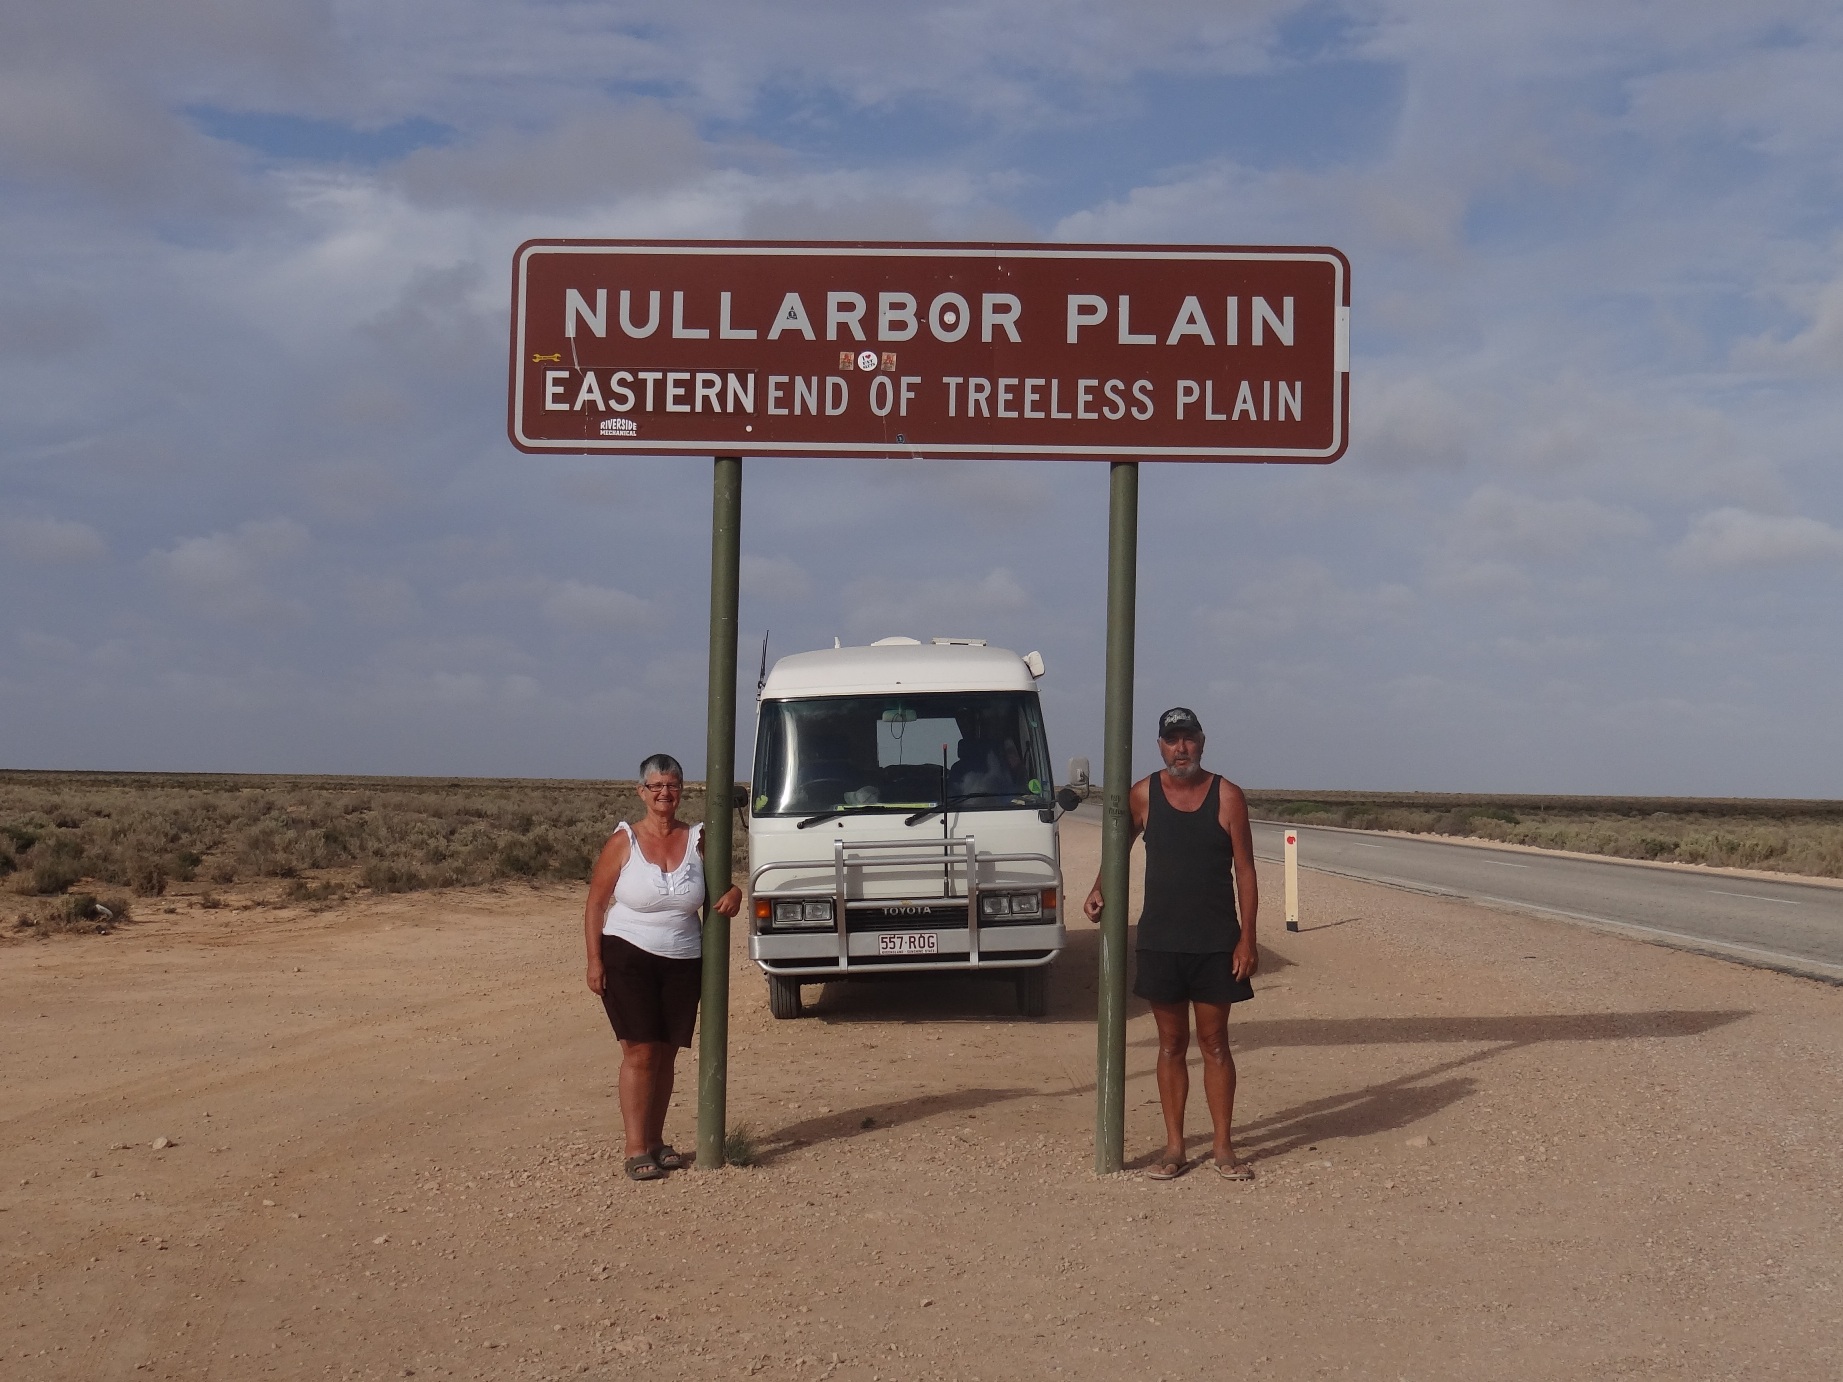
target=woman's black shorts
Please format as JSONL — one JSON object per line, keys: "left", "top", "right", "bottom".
{"left": 599, "top": 933, "right": 701, "bottom": 1048}
{"left": 1133, "top": 948, "right": 1254, "bottom": 1006}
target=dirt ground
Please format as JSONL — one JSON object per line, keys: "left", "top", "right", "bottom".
{"left": 3, "top": 814, "right": 1840, "bottom": 1381}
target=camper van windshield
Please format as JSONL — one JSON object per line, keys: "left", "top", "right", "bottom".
{"left": 752, "top": 692, "right": 1053, "bottom": 817}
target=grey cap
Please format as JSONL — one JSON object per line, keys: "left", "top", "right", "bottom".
{"left": 1157, "top": 707, "right": 1202, "bottom": 738}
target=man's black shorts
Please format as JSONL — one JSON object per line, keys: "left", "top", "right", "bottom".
{"left": 599, "top": 933, "right": 701, "bottom": 1048}
{"left": 1133, "top": 949, "right": 1254, "bottom": 1006}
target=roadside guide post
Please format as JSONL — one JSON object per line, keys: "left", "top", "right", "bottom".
{"left": 1095, "top": 460, "right": 1139, "bottom": 1173}
{"left": 697, "top": 456, "right": 742, "bottom": 1169}
{"left": 1285, "top": 828, "right": 1300, "bottom": 932}
{"left": 507, "top": 240, "right": 1348, "bottom": 1175}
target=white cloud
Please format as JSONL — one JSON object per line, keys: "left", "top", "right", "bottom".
{"left": 843, "top": 567, "right": 1032, "bottom": 639}
{"left": 739, "top": 554, "right": 813, "bottom": 603}
{"left": 1449, "top": 487, "right": 1649, "bottom": 561}
{"left": 1204, "top": 560, "right": 1416, "bottom": 642}
{"left": 1494, "top": 634, "right": 1602, "bottom": 663}
{"left": 540, "top": 579, "right": 656, "bottom": 631}
{"left": 389, "top": 105, "right": 708, "bottom": 211}
{"left": 1736, "top": 263, "right": 1843, "bottom": 374}
{"left": 150, "top": 518, "right": 311, "bottom": 622}
{"left": 1357, "top": 373, "right": 1470, "bottom": 470}
{"left": 1673, "top": 507, "right": 1843, "bottom": 570}
{"left": 1, "top": 516, "right": 107, "bottom": 564}
{"left": 343, "top": 574, "right": 422, "bottom": 627}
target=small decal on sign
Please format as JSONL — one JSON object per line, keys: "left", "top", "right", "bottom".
{"left": 880, "top": 352, "right": 897, "bottom": 371}
{"left": 857, "top": 350, "right": 878, "bottom": 372}
{"left": 838, "top": 351, "right": 856, "bottom": 369}
{"left": 599, "top": 417, "right": 638, "bottom": 437}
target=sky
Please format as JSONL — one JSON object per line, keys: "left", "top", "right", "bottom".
{"left": 2, "top": 1, "right": 1840, "bottom": 796}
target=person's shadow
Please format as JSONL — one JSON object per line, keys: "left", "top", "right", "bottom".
{"left": 1147, "top": 1010, "right": 1751, "bottom": 1163}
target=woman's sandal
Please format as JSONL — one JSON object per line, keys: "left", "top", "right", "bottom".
{"left": 624, "top": 1154, "right": 666, "bottom": 1182}
{"left": 651, "top": 1144, "right": 688, "bottom": 1171}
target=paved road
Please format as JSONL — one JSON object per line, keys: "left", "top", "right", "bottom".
{"left": 1250, "top": 820, "right": 1843, "bottom": 984}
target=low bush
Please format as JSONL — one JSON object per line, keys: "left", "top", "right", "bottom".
{"left": 1247, "top": 790, "right": 1841, "bottom": 879}
{"left": 12, "top": 892, "right": 131, "bottom": 937}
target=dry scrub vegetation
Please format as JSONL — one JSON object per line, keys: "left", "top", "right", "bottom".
{"left": 1, "top": 771, "right": 744, "bottom": 938}
{"left": 1247, "top": 790, "right": 1843, "bottom": 879}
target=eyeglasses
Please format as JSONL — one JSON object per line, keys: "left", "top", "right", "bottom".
{"left": 639, "top": 781, "right": 683, "bottom": 795}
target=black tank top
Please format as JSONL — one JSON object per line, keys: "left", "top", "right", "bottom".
{"left": 1137, "top": 773, "right": 1239, "bottom": 953}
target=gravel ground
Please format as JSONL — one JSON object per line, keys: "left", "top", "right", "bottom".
{"left": 2, "top": 815, "right": 1838, "bottom": 1380}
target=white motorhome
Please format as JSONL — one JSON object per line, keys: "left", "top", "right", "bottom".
{"left": 747, "top": 637, "right": 1078, "bottom": 1018}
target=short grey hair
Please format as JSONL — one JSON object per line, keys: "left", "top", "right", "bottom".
{"left": 638, "top": 753, "right": 683, "bottom": 782}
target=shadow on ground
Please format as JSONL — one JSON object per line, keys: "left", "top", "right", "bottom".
{"left": 1208, "top": 1008, "right": 1751, "bottom": 1163}
{"left": 745, "top": 1086, "right": 1037, "bottom": 1166}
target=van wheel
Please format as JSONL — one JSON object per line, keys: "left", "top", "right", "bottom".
{"left": 767, "top": 974, "right": 804, "bottom": 1020}
{"left": 1015, "top": 967, "right": 1048, "bottom": 1018}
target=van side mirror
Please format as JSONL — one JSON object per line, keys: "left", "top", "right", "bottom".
{"left": 1056, "top": 786, "right": 1082, "bottom": 813}
{"left": 1066, "top": 756, "right": 1091, "bottom": 792}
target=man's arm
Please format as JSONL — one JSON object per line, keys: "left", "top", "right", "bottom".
{"left": 1220, "top": 778, "right": 1259, "bottom": 980}
{"left": 583, "top": 831, "right": 627, "bottom": 995}
{"left": 1083, "top": 776, "right": 1149, "bottom": 923}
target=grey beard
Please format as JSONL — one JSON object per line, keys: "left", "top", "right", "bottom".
{"left": 1166, "top": 761, "right": 1202, "bottom": 781}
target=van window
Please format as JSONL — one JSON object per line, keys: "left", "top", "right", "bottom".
{"left": 752, "top": 692, "right": 1052, "bottom": 816}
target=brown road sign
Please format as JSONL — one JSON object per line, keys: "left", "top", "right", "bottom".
{"left": 508, "top": 240, "right": 1349, "bottom": 462}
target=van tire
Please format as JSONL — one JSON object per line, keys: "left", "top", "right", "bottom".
{"left": 767, "top": 974, "right": 804, "bottom": 1020}
{"left": 1015, "top": 967, "right": 1048, "bottom": 1018}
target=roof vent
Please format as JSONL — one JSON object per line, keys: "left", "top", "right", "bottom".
{"left": 871, "top": 636, "right": 922, "bottom": 646}
{"left": 929, "top": 637, "right": 987, "bottom": 646}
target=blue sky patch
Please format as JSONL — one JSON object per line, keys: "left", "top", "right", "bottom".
{"left": 189, "top": 108, "right": 456, "bottom": 165}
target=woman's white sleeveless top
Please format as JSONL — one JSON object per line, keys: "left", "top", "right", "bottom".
{"left": 602, "top": 821, "right": 705, "bottom": 959}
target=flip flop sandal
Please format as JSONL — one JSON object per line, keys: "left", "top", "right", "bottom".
{"left": 1144, "top": 1157, "right": 1190, "bottom": 1181}
{"left": 624, "top": 1154, "right": 667, "bottom": 1182}
{"left": 651, "top": 1144, "right": 688, "bottom": 1171}
{"left": 1213, "top": 1159, "right": 1255, "bottom": 1181}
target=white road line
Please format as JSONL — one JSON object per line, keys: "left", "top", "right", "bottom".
{"left": 1481, "top": 860, "right": 1529, "bottom": 869}
{"left": 1709, "top": 890, "right": 1803, "bottom": 907}
{"left": 1352, "top": 843, "right": 1385, "bottom": 850}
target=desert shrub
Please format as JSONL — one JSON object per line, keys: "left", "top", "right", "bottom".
{"left": 1244, "top": 789, "right": 1842, "bottom": 879}
{"left": 283, "top": 878, "right": 346, "bottom": 903}
{"left": 0, "top": 771, "right": 740, "bottom": 905}
{"left": 362, "top": 861, "right": 426, "bottom": 893}
{"left": 28, "top": 851, "right": 84, "bottom": 895}
{"left": 13, "top": 892, "right": 130, "bottom": 936}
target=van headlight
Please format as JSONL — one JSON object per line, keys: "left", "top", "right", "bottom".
{"left": 979, "top": 891, "right": 1046, "bottom": 920}
{"left": 771, "top": 898, "right": 835, "bottom": 929}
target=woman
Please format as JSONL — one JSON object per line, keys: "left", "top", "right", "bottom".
{"left": 583, "top": 754, "right": 742, "bottom": 1181}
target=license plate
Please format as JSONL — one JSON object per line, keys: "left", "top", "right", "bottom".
{"left": 877, "top": 932, "right": 939, "bottom": 955}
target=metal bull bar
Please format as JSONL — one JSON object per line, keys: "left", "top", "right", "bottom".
{"left": 750, "top": 834, "right": 1059, "bottom": 971}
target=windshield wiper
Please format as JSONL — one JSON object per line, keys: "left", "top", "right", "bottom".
{"left": 795, "top": 804, "right": 902, "bottom": 829}
{"left": 903, "top": 792, "right": 1031, "bottom": 827}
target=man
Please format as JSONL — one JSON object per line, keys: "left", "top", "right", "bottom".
{"left": 1084, "top": 707, "right": 1259, "bottom": 1181}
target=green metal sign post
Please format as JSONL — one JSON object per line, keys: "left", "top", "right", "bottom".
{"left": 697, "top": 455, "right": 742, "bottom": 1169}
{"left": 1094, "top": 461, "right": 1139, "bottom": 1174}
